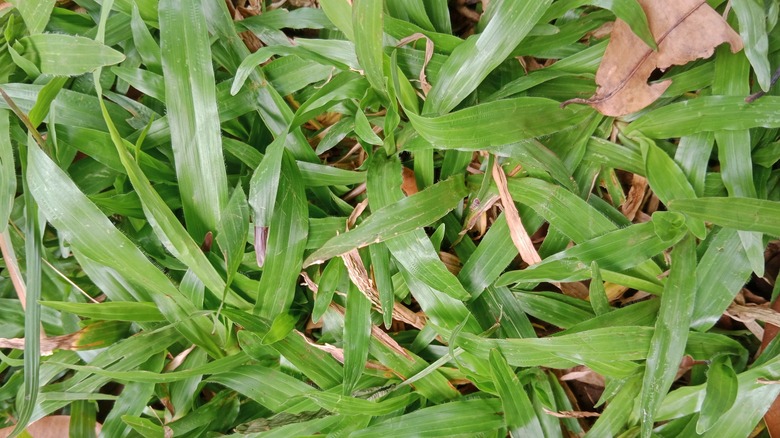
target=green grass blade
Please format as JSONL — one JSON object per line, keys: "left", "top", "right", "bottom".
{"left": 658, "top": 355, "right": 780, "bottom": 433}
{"left": 543, "top": 0, "right": 654, "bottom": 49}
{"left": 589, "top": 261, "right": 610, "bottom": 315}
{"left": 515, "top": 292, "right": 595, "bottom": 329}
{"left": 343, "top": 282, "right": 371, "bottom": 394}
{"left": 712, "top": 44, "right": 764, "bottom": 275}
{"left": 0, "top": 110, "right": 13, "bottom": 231}
{"left": 69, "top": 400, "right": 97, "bottom": 438}
{"left": 697, "top": 355, "right": 739, "bottom": 433}
{"left": 8, "top": 0, "right": 55, "bottom": 34}
{"left": 586, "top": 374, "right": 642, "bottom": 437}
{"left": 351, "top": 399, "right": 504, "bottom": 437}
{"left": 305, "top": 391, "right": 417, "bottom": 416}
{"left": 365, "top": 152, "right": 470, "bottom": 301}
{"left": 16, "top": 34, "right": 124, "bottom": 76}
{"left": 11, "top": 140, "right": 43, "bottom": 438}
{"left": 410, "top": 98, "right": 592, "bottom": 149}
{"left": 320, "top": 0, "right": 354, "bottom": 40}
{"left": 312, "top": 258, "right": 346, "bottom": 323}
{"left": 130, "top": 4, "right": 161, "bottom": 72}
{"left": 208, "top": 365, "right": 317, "bottom": 412}
{"left": 458, "top": 214, "right": 523, "bottom": 295}
{"left": 489, "top": 349, "right": 545, "bottom": 437}
{"left": 353, "top": 0, "right": 386, "bottom": 94}
{"left": 625, "top": 96, "right": 780, "bottom": 138}
{"left": 216, "top": 186, "right": 249, "bottom": 288}
{"left": 639, "top": 234, "right": 696, "bottom": 438}
{"left": 92, "top": 88, "right": 238, "bottom": 308}
{"left": 368, "top": 243, "right": 395, "bottom": 328}
{"left": 669, "top": 197, "right": 780, "bottom": 236}
{"left": 27, "top": 144, "right": 224, "bottom": 358}
{"left": 27, "top": 76, "right": 67, "bottom": 128}
{"left": 731, "top": 0, "right": 771, "bottom": 90}
{"left": 39, "top": 301, "right": 165, "bottom": 322}
{"left": 674, "top": 132, "right": 714, "bottom": 196}
{"left": 498, "top": 214, "right": 685, "bottom": 287}
{"left": 639, "top": 136, "right": 706, "bottom": 238}
{"left": 254, "top": 150, "right": 308, "bottom": 320}
{"left": 457, "top": 326, "right": 654, "bottom": 374}
{"left": 690, "top": 228, "right": 753, "bottom": 330}
{"left": 159, "top": 0, "right": 228, "bottom": 241}
{"left": 423, "top": 0, "right": 552, "bottom": 115}
{"left": 304, "top": 173, "right": 467, "bottom": 267}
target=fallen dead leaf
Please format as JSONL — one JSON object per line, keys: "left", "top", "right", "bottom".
{"left": 341, "top": 249, "right": 426, "bottom": 330}
{"left": 560, "top": 366, "right": 606, "bottom": 388}
{"left": 401, "top": 166, "right": 419, "bottom": 196}
{"left": 621, "top": 174, "right": 648, "bottom": 221}
{"left": 0, "top": 416, "right": 102, "bottom": 438}
{"left": 491, "top": 159, "right": 542, "bottom": 266}
{"left": 759, "top": 294, "right": 780, "bottom": 437}
{"left": 0, "top": 321, "right": 125, "bottom": 356}
{"left": 396, "top": 34, "right": 434, "bottom": 96}
{"left": 543, "top": 407, "right": 600, "bottom": 419}
{"left": 562, "top": 0, "right": 743, "bottom": 116}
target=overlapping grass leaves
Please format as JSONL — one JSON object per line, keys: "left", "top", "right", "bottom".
{"left": 1, "top": 1, "right": 779, "bottom": 437}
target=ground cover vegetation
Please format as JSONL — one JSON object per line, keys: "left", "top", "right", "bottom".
{"left": 1, "top": 0, "right": 780, "bottom": 436}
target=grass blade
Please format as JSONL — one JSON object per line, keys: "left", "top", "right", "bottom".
{"left": 366, "top": 152, "right": 470, "bottom": 300}
{"left": 669, "top": 197, "right": 780, "bottom": 236}
{"left": 353, "top": 0, "right": 386, "bottom": 94}
{"left": 410, "top": 98, "right": 592, "bottom": 149}
{"left": 254, "top": 150, "right": 308, "bottom": 320}
{"left": 8, "top": 0, "right": 55, "bottom": 34}
{"left": 0, "top": 110, "right": 13, "bottom": 231}
{"left": 343, "top": 282, "right": 371, "bottom": 394}
{"left": 11, "top": 140, "right": 43, "bottom": 437}
{"left": 731, "top": 0, "right": 771, "bottom": 91}
{"left": 489, "top": 349, "right": 545, "bottom": 437}
{"left": 304, "top": 173, "right": 467, "bottom": 267}
{"left": 351, "top": 399, "right": 504, "bottom": 437}
{"left": 159, "top": 0, "right": 228, "bottom": 240}
{"left": 423, "top": 0, "right": 552, "bottom": 115}
{"left": 697, "top": 355, "right": 739, "bottom": 433}
{"left": 16, "top": 34, "right": 124, "bottom": 76}
{"left": 27, "top": 143, "right": 223, "bottom": 358}
{"left": 639, "top": 234, "right": 696, "bottom": 438}
{"left": 625, "top": 96, "right": 780, "bottom": 138}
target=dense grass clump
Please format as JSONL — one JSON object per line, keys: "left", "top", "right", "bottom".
{"left": 2, "top": 1, "right": 780, "bottom": 436}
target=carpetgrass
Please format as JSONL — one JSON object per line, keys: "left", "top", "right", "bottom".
{"left": 1, "top": 0, "right": 780, "bottom": 436}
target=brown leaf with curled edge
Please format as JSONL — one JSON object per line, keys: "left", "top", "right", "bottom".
{"left": 562, "top": 0, "right": 743, "bottom": 116}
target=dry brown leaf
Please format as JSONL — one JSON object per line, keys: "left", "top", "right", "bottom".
{"left": 0, "top": 416, "right": 102, "bottom": 438}
{"left": 621, "top": 174, "right": 648, "bottom": 221}
{"left": 560, "top": 366, "right": 606, "bottom": 388}
{"left": 491, "top": 160, "right": 542, "bottom": 266}
{"left": 396, "top": 34, "right": 434, "bottom": 96}
{"left": 562, "top": 0, "right": 743, "bottom": 116}
{"left": 543, "top": 407, "right": 600, "bottom": 419}
{"left": 764, "top": 294, "right": 780, "bottom": 438}
{"left": 1, "top": 330, "right": 99, "bottom": 356}
{"left": 341, "top": 249, "right": 426, "bottom": 330}
{"left": 401, "top": 166, "right": 419, "bottom": 196}
{"left": 728, "top": 302, "right": 780, "bottom": 328}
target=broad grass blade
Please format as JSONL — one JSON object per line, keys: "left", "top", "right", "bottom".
{"left": 423, "top": 0, "right": 552, "bottom": 115}
{"left": 343, "top": 282, "right": 371, "bottom": 394}
{"left": 254, "top": 150, "right": 308, "bottom": 319}
{"left": 27, "top": 144, "right": 223, "bottom": 357}
{"left": 16, "top": 34, "right": 124, "bottom": 76}
{"left": 159, "top": 0, "right": 228, "bottom": 241}
{"left": 353, "top": 0, "right": 386, "bottom": 94}
{"left": 489, "top": 349, "right": 545, "bottom": 437}
{"left": 639, "top": 234, "right": 696, "bottom": 437}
